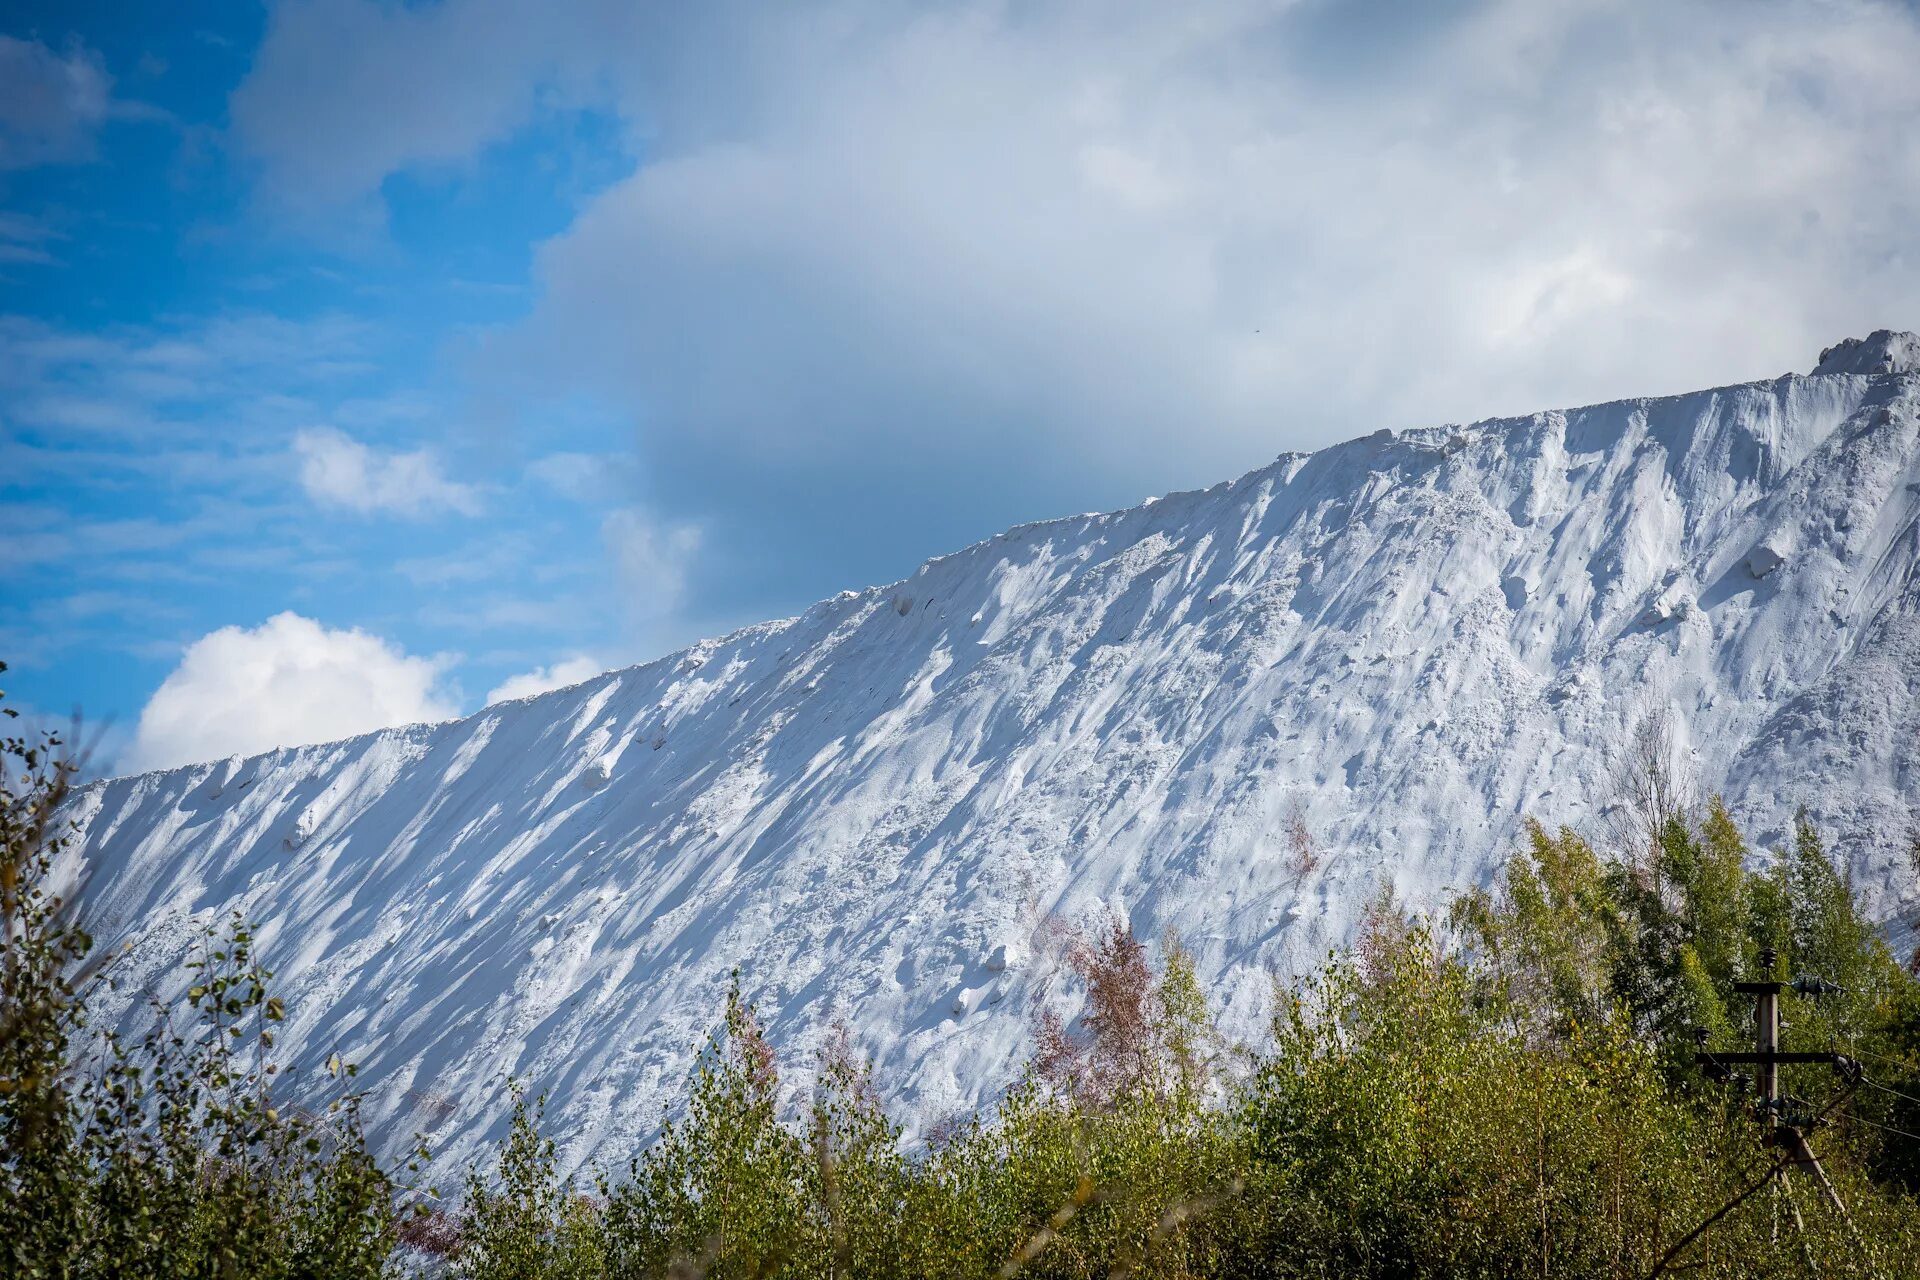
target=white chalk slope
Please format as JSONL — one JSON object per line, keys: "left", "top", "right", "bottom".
{"left": 65, "top": 332, "right": 1920, "bottom": 1174}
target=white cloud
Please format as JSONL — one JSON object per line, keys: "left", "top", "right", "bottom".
{"left": 512, "top": 0, "right": 1920, "bottom": 474}
{"left": 123, "top": 612, "right": 461, "bottom": 773}
{"left": 526, "top": 451, "right": 626, "bottom": 502}
{"left": 0, "top": 312, "right": 379, "bottom": 441}
{"left": 0, "top": 36, "right": 113, "bottom": 169}
{"left": 601, "top": 507, "right": 701, "bottom": 613}
{"left": 484, "top": 655, "right": 603, "bottom": 704}
{"left": 294, "top": 425, "right": 482, "bottom": 517}
{"left": 230, "top": 0, "right": 603, "bottom": 205}
{"left": 0, "top": 211, "right": 62, "bottom": 264}
{"left": 233, "top": 1, "right": 1920, "bottom": 530}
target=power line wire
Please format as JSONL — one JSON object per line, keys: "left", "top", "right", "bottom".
{"left": 1847, "top": 1043, "right": 1920, "bottom": 1075}
{"left": 1650, "top": 1077, "right": 1865, "bottom": 1279}
{"left": 1859, "top": 1076, "right": 1920, "bottom": 1110}
{"left": 1840, "top": 1111, "right": 1920, "bottom": 1144}
{"left": 1645, "top": 1152, "right": 1795, "bottom": 1280}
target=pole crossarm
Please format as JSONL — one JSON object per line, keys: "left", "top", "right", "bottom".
{"left": 1669, "top": 948, "right": 1875, "bottom": 1278}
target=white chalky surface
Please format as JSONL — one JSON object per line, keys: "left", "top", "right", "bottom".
{"left": 61, "top": 332, "right": 1920, "bottom": 1177}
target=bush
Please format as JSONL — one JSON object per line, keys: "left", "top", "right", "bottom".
{"left": 1, "top": 670, "right": 413, "bottom": 1279}
{"left": 9, "top": 650, "right": 1919, "bottom": 1275}
{"left": 445, "top": 801, "right": 1920, "bottom": 1279}
{"left": 1236, "top": 917, "right": 1915, "bottom": 1277}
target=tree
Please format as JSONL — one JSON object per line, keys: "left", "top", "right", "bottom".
{"left": 1033, "top": 915, "right": 1218, "bottom": 1111}
{"left": 1, "top": 666, "right": 405, "bottom": 1280}
{"left": 603, "top": 973, "right": 806, "bottom": 1278}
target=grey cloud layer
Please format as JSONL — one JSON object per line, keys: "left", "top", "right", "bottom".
{"left": 232, "top": 0, "right": 1920, "bottom": 608}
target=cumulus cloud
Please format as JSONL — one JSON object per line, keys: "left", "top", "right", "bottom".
{"left": 235, "top": 0, "right": 1920, "bottom": 596}
{"left": 294, "top": 425, "right": 482, "bottom": 517}
{"left": 518, "top": 0, "right": 1920, "bottom": 451}
{"left": 484, "top": 655, "right": 603, "bottom": 704}
{"left": 0, "top": 36, "right": 113, "bottom": 169}
{"left": 124, "top": 612, "right": 460, "bottom": 772}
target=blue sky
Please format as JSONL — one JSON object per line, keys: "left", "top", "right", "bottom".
{"left": 4, "top": 0, "right": 1918, "bottom": 774}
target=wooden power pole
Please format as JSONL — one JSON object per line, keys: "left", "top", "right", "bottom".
{"left": 1697, "top": 947, "right": 1855, "bottom": 1218}
{"left": 1661, "top": 949, "right": 1877, "bottom": 1278}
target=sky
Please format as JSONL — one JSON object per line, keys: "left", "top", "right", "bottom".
{"left": 2, "top": 0, "right": 1918, "bottom": 776}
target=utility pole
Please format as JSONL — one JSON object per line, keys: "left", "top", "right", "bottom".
{"left": 1697, "top": 947, "right": 1857, "bottom": 1218}
{"left": 1751, "top": 955, "right": 1787, "bottom": 1246}
{"left": 1659, "top": 955, "right": 1876, "bottom": 1280}
{"left": 1753, "top": 954, "right": 1779, "bottom": 1127}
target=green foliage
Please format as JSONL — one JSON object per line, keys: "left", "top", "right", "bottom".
{"left": 455, "top": 801, "right": 1920, "bottom": 1279}
{"left": 456, "top": 1090, "right": 604, "bottom": 1280}
{"left": 1153, "top": 933, "right": 1213, "bottom": 1111}
{"left": 1449, "top": 820, "right": 1617, "bottom": 1031}
{"left": 1238, "top": 918, "right": 1917, "bottom": 1277}
{"left": 899, "top": 1078, "right": 1237, "bottom": 1279}
{"left": 1247, "top": 925, "right": 1695, "bottom": 1275}
{"left": 598, "top": 974, "right": 809, "bottom": 1276}
{"left": 0, "top": 671, "right": 409, "bottom": 1279}
{"left": 593, "top": 984, "right": 914, "bottom": 1279}
{"left": 1455, "top": 801, "right": 1904, "bottom": 1080}
{"left": 800, "top": 1024, "right": 911, "bottom": 1279}
{"left": 1, "top": 668, "right": 92, "bottom": 1275}
{"left": 9, "top": 650, "right": 1920, "bottom": 1277}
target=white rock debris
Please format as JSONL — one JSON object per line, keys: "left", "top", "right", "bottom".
{"left": 1746, "top": 543, "right": 1788, "bottom": 580}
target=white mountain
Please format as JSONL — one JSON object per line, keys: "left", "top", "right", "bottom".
{"left": 62, "top": 331, "right": 1920, "bottom": 1174}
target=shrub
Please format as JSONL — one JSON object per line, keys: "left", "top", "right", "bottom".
{"left": 1, "top": 670, "right": 411, "bottom": 1279}
{"left": 451, "top": 801, "right": 1920, "bottom": 1278}
{"left": 10, "top": 647, "right": 1920, "bottom": 1276}
{"left": 456, "top": 1090, "right": 603, "bottom": 1280}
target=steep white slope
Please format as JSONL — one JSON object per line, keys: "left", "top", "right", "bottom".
{"left": 61, "top": 334, "right": 1920, "bottom": 1175}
